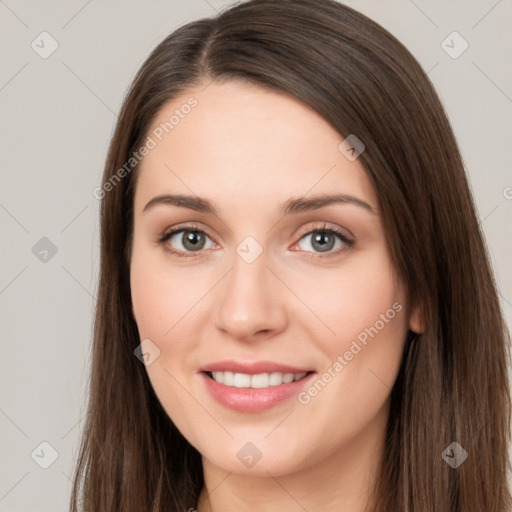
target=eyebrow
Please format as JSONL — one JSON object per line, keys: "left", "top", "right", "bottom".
{"left": 142, "top": 193, "right": 377, "bottom": 216}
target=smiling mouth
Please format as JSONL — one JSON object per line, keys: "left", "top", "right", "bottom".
{"left": 204, "top": 370, "right": 313, "bottom": 389}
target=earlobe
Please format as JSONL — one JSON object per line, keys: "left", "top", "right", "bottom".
{"left": 409, "top": 302, "right": 425, "bottom": 334}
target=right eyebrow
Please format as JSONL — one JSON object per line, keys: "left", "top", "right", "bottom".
{"left": 143, "top": 194, "right": 218, "bottom": 215}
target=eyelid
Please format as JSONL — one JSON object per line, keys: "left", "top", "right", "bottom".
{"left": 159, "top": 221, "right": 215, "bottom": 242}
{"left": 294, "top": 221, "right": 353, "bottom": 241}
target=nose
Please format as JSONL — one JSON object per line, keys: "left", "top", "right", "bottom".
{"left": 213, "top": 248, "right": 288, "bottom": 342}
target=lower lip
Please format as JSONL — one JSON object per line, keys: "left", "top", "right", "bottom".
{"left": 200, "top": 371, "right": 316, "bottom": 412}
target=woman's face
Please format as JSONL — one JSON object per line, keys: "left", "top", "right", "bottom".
{"left": 130, "top": 80, "right": 421, "bottom": 476}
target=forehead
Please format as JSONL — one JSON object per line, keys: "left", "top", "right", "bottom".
{"left": 135, "top": 80, "right": 377, "bottom": 215}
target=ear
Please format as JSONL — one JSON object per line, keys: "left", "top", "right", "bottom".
{"left": 408, "top": 300, "right": 425, "bottom": 334}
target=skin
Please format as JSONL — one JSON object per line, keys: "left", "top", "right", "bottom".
{"left": 130, "top": 80, "right": 423, "bottom": 512}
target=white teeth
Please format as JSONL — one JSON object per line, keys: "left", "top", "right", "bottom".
{"left": 251, "top": 373, "right": 269, "bottom": 388}
{"left": 233, "top": 373, "right": 251, "bottom": 388}
{"left": 209, "top": 371, "right": 308, "bottom": 388}
{"left": 269, "top": 372, "right": 283, "bottom": 386}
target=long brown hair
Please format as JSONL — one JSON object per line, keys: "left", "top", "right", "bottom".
{"left": 70, "top": 1, "right": 512, "bottom": 510}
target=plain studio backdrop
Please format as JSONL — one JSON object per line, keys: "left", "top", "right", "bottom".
{"left": 0, "top": 1, "right": 511, "bottom": 510}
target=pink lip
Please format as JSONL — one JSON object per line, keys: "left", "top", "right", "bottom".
{"left": 199, "top": 369, "right": 316, "bottom": 413}
{"left": 200, "top": 360, "right": 312, "bottom": 375}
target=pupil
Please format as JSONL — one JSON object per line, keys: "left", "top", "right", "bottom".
{"left": 313, "top": 232, "right": 334, "bottom": 252}
{"left": 183, "top": 231, "right": 204, "bottom": 251}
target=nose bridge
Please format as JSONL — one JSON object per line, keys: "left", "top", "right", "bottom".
{"left": 214, "top": 237, "right": 286, "bottom": 340}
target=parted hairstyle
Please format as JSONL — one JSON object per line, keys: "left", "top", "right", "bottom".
{"left": 70, "top": 1, "right": 512, "bottom": 510}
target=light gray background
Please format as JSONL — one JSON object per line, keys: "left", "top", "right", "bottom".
{"left": 1, "top": 1, "right": 511, "bottom": 510}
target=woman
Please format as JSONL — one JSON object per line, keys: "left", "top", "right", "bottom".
{"left": 70, "top": 0, "right": 512, "bottom": 510}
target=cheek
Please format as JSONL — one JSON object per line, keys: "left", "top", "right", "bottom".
{"left": 295, "top": 247, "right": 406, "bottom": 345}
{"left": 130, "top": 251, "right": 203, "bottom": 431}
{"left": 130, "top": 270, "right": 172, "bottom": 340}
{"left": 291, "top": 248, "right": 408, "bottom": 425}
{"left": 130, "top": 245, "right": 207, "bottom": 410}
{"left": 130, "top": 243, "right": 202, "bottom": 340}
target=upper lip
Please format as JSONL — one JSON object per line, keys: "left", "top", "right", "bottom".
{"left": 200, "top": 360, "right": 313, "bottom": 375}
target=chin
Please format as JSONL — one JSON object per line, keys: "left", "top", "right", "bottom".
{"left": 197, "top": 436, "right": 317, "bottom": 477}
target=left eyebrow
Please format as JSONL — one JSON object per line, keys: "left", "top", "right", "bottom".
{"left": 281, "top": 194, "right": 377, "bottom": 215}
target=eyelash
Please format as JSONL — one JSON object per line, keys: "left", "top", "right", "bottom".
{"left": 157, "top": 222, "right": 355, "bottom": 260}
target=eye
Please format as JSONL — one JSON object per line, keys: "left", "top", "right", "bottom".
{"left": 158, "top": 223, "right": 216, "bottom": 258}
{"left": 292, "top": 222, "right": 354, "bottom": 257}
